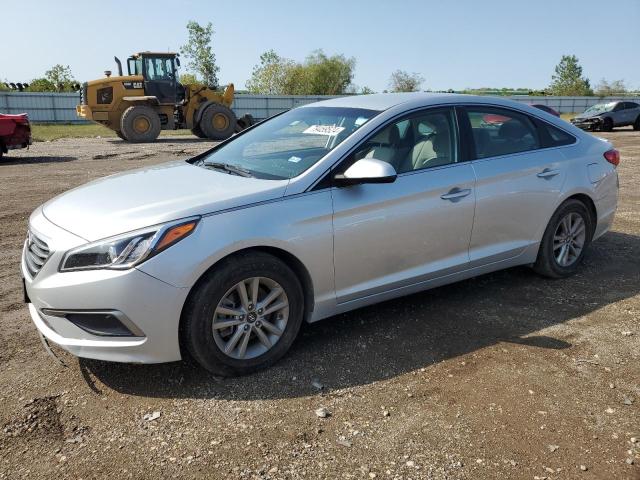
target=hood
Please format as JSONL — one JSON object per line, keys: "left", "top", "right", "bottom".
{"left": 574, "top": 111, "right": 607, "bottom": 120}
{"left": 42, "top": 161, "right": 289, "bottom": 241}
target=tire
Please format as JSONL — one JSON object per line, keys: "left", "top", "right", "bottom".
{"left": 533, "top": 199, "right": 593, "bottom": 279}
{"left": 190, "top": 124, "right": 207, "bottom": 139}
{"left": 235, "top": 114, "right": 255, "bottom": 133}
{"left": 182, "top": 252, "right": 304, "bottom": 376}
{"left": 198, "top": 103, "right": 237, "bottom": 140}
{"left": 120, "top": 105, "right": 161, "bottom": 142}
{"left": 115, "top": 130, "right": 126, "bottom": 140}
{"left": 633, "top": 116, "right": 640, "bottom": 131}
{"left": 600, "top": 117, "right": 613, "bottom": 132}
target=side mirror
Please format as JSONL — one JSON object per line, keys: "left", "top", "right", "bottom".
{"left": 334, "top": 158, "right": 397, "bottom": 186}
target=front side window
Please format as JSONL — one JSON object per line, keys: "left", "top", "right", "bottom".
{"left": 196, "top": 107, "right": 379, "bottom": 179}
{"left": 466, "top": 107, "right": 539, "bottom": 159}
{"left": 144, "top": 58, "right": 174, "bottom": 81}
{"left": 351, "top": 108, "right": 458, "bottom": 173}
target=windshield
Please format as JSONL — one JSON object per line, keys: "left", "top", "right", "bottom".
{"left": 196, "top": 106, "right": 380, "bottom": 179}
{"left": 583, "top": 102, "right": 615, "bottom": 115}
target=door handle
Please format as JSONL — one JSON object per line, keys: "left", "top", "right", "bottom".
{"left": 537, "top": 168, "right": 560, "bottom": 179}
{"left": 440, "top": 188, "right": 471, "bottom": 201}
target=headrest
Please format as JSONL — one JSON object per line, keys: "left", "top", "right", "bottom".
{"left": 498, "top": 120, "right": 528, "bottom": 140}
{"left": 370, "top": 124, "right": 400, "bottom": 145}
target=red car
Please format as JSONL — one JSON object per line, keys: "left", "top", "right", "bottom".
{"left": 0, "top": 113, "right": 32, "bottom": 158}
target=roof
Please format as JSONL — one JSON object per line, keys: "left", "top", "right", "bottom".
{"left": 132, "top": 52, "right": 178, "bottom": 58}
{"left": 302, "top": 92, "right": 533, "bottom": 112}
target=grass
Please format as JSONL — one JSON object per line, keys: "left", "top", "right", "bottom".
{"left": 31, "top": 123, "right": 194, "bottom": 142}
{"left": 560, "top": 113, "right": 576, "bottom": 121}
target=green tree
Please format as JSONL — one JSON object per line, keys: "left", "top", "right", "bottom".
{"left": 360, "top": 86, "right": 376, "bottom": 94}
{"left": 246, "top": 50, "right": 296, "bottom": 94}
{"left": 594, "top": 78, "right": 627, "bottom": 96}
{"left": 26, "top": 78, "right": 56, "bottom": 92}
{"left": 179, "top": 73, "right": 200, "bottom": 85}
{"left": 549, "top": 55, "right": 593, "bottom": 96}
{"left": 180, "top": 20, "right": 220, "bottom": 87}
{"left": 246, "top": 49, "right": 355, "bottom": 95}
{"left": 45, "top": 64, "right": 76, "bottom": 90}
{"left": 388, "top": 70, "right": 424, "bottom": 92}
{"left": 303, "top": 50, "right": 355, "bottom": 95}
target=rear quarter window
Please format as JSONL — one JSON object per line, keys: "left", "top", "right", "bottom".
{"left": 540, "top": 122, "right": 576, "bottom": 147}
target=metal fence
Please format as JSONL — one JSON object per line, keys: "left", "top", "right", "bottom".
{"left": 1, "top": 91, "right": 639, "bottom": 122}
{"left": 0, "top": 92, "right": 82, "bottom": 122}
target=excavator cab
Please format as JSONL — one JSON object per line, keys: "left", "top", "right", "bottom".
{"left": 127, "top": 52, "right": 180, "bottom": 105}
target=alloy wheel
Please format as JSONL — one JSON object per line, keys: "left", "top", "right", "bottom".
{"left": 553, "top": 212, "right": 586, "bottom": 267}
{"left": 211, "top": 277, "right": 289, "bottom": 360}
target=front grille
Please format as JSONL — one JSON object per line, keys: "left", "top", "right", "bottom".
{"left": 24, "top": 230, "right": 51, "bottom": 278}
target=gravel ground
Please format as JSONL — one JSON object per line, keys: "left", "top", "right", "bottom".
{"left": 0, "top": 130, "right": 638, "bottom": 480}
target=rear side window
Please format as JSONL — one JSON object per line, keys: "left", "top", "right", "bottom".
{"left": 625, "top": 102, "right": 639, "bottom": 109}
{"left": 465, "top": 107, "right": 540, "bottom": 159}
{"left": 540, "top": 122, "right": 576, "bottom": 147}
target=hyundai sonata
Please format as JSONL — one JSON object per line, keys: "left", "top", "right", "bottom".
{"left": 22, "top": 93, "right": 619, "bottom": 376}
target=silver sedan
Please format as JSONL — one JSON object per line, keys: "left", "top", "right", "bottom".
{"left": 22, "top": 93, "right": 619, "bottom": 376}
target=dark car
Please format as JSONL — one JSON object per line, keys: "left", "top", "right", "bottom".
{"left": 531, "top": 104, "right": 560, "bottom": 117}
{"left": 571, "top": 101, "right": 640, "bottom": 131}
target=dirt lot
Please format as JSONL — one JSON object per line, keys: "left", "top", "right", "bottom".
{"left": 0, "top": 130, "right": 638, "bottom": 480}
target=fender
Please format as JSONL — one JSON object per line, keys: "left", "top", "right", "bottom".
{"left": 193, "top": 100, "right": 219, "bottom": 124}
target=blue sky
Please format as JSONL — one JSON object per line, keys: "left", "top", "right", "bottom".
{"left": 4, "top": 0, "right": 639, "bottom": 91}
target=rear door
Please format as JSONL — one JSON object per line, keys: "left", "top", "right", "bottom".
{"left": 462, "top": 105, "right": 571, "bottom": 266}
{"left": 331, "top": 107, "right": 476, "bottom": 303}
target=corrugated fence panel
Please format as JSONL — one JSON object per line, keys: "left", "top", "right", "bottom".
{"left": 232, "top": 95, "right": 340, "bottom": 119}
{"left": 1, "top": 92, "right": 639, "bottom": 122}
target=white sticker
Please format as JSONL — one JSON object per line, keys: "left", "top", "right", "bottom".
{"left": 354, "top": 117, "right": 368, "bottom": 126}
{"left": 288, "top": 156, "right": 302, "bottom": 163}
{"left": 303, "top": 125, "right": 345, "bottom": 136}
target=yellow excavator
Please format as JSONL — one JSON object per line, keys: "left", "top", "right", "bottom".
{"left": 76, "top": 52, "right": 253, "bottom": 142}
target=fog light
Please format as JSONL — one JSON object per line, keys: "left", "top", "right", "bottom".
{"left": 41, "top": 309, "right": 144, "bottom": 337}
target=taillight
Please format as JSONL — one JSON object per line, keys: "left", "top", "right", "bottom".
{"left": 604, "top": 149, "right": 620, "bottom": 167}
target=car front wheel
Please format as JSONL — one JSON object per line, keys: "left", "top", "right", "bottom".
{"left": 533, "top": 199, "right": 593, "bottom": 278}
{"left": 182, "top": 252, "right": 304, "bottom": 376}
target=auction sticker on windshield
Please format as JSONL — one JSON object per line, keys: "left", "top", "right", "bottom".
{"left": 303, "top": 125, "right": 345, "bottom": 136}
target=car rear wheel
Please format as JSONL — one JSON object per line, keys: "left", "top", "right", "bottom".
{"left": 600, "top": 117, "right": 613, "bottom": 132}
{"left": 533, "top": 199, "right": 593, "bottom": 278}
{"left": 182, "top": 252, "right": 304, "bottom": 376}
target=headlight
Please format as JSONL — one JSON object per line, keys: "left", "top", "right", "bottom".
{"left": 59, "top": 217, "right": 199, "bottom": 272}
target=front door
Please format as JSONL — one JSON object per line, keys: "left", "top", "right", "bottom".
{"left": 143, "top": 56, "right": 177, "bottom": 105}
{"left": 331, "top": 107, "right": 476, "bottom": 303}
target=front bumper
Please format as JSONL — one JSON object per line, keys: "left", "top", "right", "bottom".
{"left": 22, "top": 209, "right": 189, "bottom": 363}
{"left": 570, "top": 117, "right": 601, "bottom": 131}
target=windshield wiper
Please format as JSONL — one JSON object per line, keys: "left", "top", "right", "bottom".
{"left": 204, "top": 162, "right": 254, "bottom": 178}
